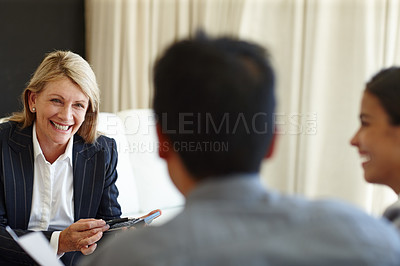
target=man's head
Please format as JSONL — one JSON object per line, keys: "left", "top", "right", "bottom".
{"left": 153, "top": 32, "right": 276, "bottom": 181}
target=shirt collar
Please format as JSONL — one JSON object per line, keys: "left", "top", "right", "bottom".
{"left": 186, "top": 173, "right": 268, "bottom": 204}
{"left": 32, "top": 122, "right": 73, "bottom": 165}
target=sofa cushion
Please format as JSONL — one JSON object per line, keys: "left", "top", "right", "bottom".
{"left": 98, "top": 112, "right": 140, "bottom": 216}
{"left": 116, "top": 109, "right": 184, "bottom": 215}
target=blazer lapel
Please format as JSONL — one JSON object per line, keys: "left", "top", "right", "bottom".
{"left": 72, "top": 136, "right": 106, "bottom": 220}
{"left": 7, "top": 124, "right": 34, "bottom": 229}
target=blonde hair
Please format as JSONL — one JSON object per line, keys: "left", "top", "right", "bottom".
{"left": 10, "top": 51, "right": 100, "bottom": 143}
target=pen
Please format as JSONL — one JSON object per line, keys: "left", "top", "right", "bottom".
{"left": 105, "top": 217, "right": 129, "bottom": 226}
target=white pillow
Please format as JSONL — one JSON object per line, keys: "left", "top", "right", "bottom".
{"left": 117, "top": 109, "right": 184, "bottom": 213}
{"left": 97, "top": 112, "right": 140, "bottom": 216}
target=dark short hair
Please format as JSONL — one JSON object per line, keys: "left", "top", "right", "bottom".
{"left": 153, "top": 32, "right": 276, "bottom": 179}
{"left": 366, "top": 67, "right": 400, "bottom": 125}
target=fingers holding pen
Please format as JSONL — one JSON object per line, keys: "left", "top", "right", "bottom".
{"left": 58, "top": 219, "right": 110, "bottom": 254}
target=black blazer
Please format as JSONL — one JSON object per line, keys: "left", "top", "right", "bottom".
{"left": 0, "top": 121, "right": 121, "bottom": 265}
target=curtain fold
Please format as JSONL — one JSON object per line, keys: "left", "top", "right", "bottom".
{"left": 85, "top": 0, "right": 400, "bottom": 215}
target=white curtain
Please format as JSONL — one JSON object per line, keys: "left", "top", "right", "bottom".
{"left": 85, "top": 0, "right": 400, "bottom": 215}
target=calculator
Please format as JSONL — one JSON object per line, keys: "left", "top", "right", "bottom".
{"left": 106, "top": 210, "right": 161, "bottom": 231}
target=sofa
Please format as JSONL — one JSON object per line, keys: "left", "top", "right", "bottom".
{"left": 98, "top": 109, "right": 184, "bottom": 225}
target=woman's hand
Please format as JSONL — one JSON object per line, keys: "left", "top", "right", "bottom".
{"left": 122, "top": 209, "right": 162, "bottom": 231}
{"left": 58, "top": 219, "right": 109, "bottom": 255}
{"left": 140, "top": 209, "right": 162, "bottom": 220}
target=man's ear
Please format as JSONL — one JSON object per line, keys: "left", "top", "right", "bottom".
{"left": 394, "top": 127, "right": 400, "bottom": 145}
{"left": 156, "top": 123, "right": 171, "bottom": 159}
{"left": 265, "top": 133, "right": 276, "bottom": 159}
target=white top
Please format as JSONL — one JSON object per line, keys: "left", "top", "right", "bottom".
{"left": 383, "top": 195, "right": 400, "bottom": 230}
{"left": 28, "top": 123, "right": 74, "bottom": 256}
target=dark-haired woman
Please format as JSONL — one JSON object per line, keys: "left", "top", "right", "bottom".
{"left": 351, "top": 67, "right": 400, "bottom": 228}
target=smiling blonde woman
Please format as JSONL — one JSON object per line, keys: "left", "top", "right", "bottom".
{"left": 0, "top": 51, "right": 121, "bottom": 266}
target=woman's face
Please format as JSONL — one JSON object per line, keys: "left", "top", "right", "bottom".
{"left": 351, "top": 91, "right": 400, "bottom": 193}
{"left": 28, "top": 76, "right": 89, "bottom": 151}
